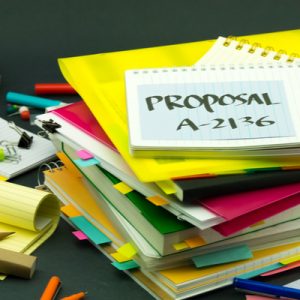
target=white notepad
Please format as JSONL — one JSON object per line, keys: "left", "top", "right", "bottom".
{"left": 0, "top": 118, "right": 56, "bottom": 179}
{"left": 125, "top": 62, "right": 300, "bottom": 156}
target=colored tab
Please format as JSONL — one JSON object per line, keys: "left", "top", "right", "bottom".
{"left": 113, "top": 182, "right": 133, "bottom": 194}
{"left": 70, "top": 216, "right": 111, "bottom": 244}
{"left": 184, "top": 236, "right": 206, "bottom": 248}
{"left": 237, "top": 263, "right": 282, "bottom": 279}
{"left": 280, "top": 254, "right": 300, "bottom": 265}
{"left": 76, "top": 149, "right": 94, "bottom": 160}
{"left": 72, "top": 230, "right": 88, "bottom": 240}
{"left": 111, "top": 252, "right": 131, "bottom": 263}
{"left": 173, "top": 241, "right": 189, "bottom": 251}
{"left": 61, "top": 204, "right": 81, "bottom": 217}
{"left": 117, "top": 243, "right": 137, "bottom": 259}
{"left": 146, "top": 195, "right": 169, "bottom": 206}
{"left": 193, "top": 245, "right": 253, "bottom": 268}
{"left": 74, "top": 158, "right": 99, "bottom": 167}
{"left": 155, "top": 181, "right": 176, "bottom": 194}
{"left": 261, "top": 261, "right": 300, "bottom": 277}
{"left": 111, "top": 260, "right": 139, "bottom": 271}
{"left": 0, "top": 176, "right": 7, "bottom": 181}
{"left": 250, "top": 220, "right": 265, "bottom": 227}
{"left": 56, "top": 151, "right": 82, "bottom": 178}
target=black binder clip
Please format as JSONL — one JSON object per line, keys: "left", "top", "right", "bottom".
{"left": 41, "top": 119, "right": 61, "bottom": 133}
{"left": 8, "top": 121, "right": 33, "bottom": 149}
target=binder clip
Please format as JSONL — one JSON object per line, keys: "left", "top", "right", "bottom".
{"left": 8, "top": 121, "right": 33, "bottom": 149}
{"left": 41, "top": 119, "right": 61, "bottom": 133}
{"left": 0, "top": 142, "right": 21, "bottom": 163}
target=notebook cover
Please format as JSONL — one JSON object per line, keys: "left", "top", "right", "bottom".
{"left": 175, "top": 169, "right": 300, "bottom": 202}
{"left": 52, "top": 101, "right": 116, "bottom": 151}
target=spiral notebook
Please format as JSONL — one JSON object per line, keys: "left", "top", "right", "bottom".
{"left": 125, "top": 37, "right": 300, "bottom": 158}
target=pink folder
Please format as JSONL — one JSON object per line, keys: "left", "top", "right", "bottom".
{"left": 52, "top": 101, "right": 117, "bottom": 151}
{"left": 197, "top": 182, "right": 300, "bottom": 236}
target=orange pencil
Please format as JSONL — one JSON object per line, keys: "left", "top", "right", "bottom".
{"left": 40, "top": 276, "right": 61, "bottom": 300}
{"left": 60, "top": 291, "right": 87, "bottom": 300}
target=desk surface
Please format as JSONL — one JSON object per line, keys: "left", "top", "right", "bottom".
{"left": 1, "top": 0, "right": 300, "bottom": 299}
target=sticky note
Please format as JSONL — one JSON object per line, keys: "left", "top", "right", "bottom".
{"left": 112, "top": 260, "right": 139, "bottom": 271}
{"left": 113, "top": 182, "right": 133, "bottom": 194}
{"left": 0, "top": 176, "right": 7, "bottom": 181}
{"left": 72, "top": 230, "right": 88, "bottom": 240}
{"left": 70, "top": 216, "right": 111, "bottom": 244}
{"left": 184, "top": 236, "right": 206, "bottom": 248}
{"left": 155, "top": 181, "right": 176, "bottom": 194}
{"left": 173, "top": 242, "right": 189, "bottom": 251}
{"left": 192, "top": 245, "right": 253, "bottom": 268}
{"left": 146, "top": 195, "right": 169, "bottom": 206}
{"left": 56, "top": 151, "right": 82, "bottom": 178}
{"left": 280, "top": 254, "right": 300, "bottom": 265}
{"left": 76, "top": 149, "right": 94, "bottom": 160}
{"left": 261, "top": 261, "right": 300, "bottom": 276}
{"left": 111, "top": 252, "right": 131, "bottom": 263}
{"left": 246, "top": 295, "right": 273, "bottom": 300}
{"left": 74, "top": 158, "right": 99, "bottom": 167}
{"left": 61, "top": 204, "right": 81, "bottom": 217}
{"left": 117, "top": 243, "right": 137, "bottom": 258}
{"left": 237, "top": 263, "right": 282, "bottom": 279}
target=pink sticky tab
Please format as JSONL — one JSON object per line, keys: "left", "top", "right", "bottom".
{"left": 76, "top": 149, "right": 94, "bottom": 160}
{"left": 72, "top": 230, "right": 88, "bottom": 240}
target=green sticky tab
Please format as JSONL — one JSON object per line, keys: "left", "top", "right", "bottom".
{"left": 74, "top": 158, "right": 100, "bottom": 167}
{"left": 192, "top": 245, "right": 253, "bottom": 268}
{"left": 0, "top": 149, "right": 5, "bottom": 161}
{"left": 237, "top": 263, "right": 282, "bottom": 279}
{"left": 112, "top": 260, "right": 139, "bottom": 270}
{"left": 70, "top": 216, "right": 111, "bottom": 244}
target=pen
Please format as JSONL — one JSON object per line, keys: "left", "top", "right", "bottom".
{"left": 0, "top": 232, "right": 15, "bottom": 240}
{"left": 40, "top": 276, "right": 61, "bottom": 300}
{"left": 35, "top": 83, "right": 77, "bottom": 95}
{"left": 6, "top": 92, "right": 63, "bottom": 109}
{"left": 60, "top": 291, "right": 87, "bottom": 300}
{"left": 233, "top": 277, "right": 300, "bottom": 299}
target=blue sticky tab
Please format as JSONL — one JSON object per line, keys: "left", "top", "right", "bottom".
{"left": 74, "top": 158, "right": 100, "bottom": 167}
{"left": 192, "top": 245, "right": 253, "bottom": 268}
{"left": 112, "top": 260, "right": 139, "bottom": 271}
{"left": 237, "top": 263, "right": 282, "bottom": 279}
{"left": 70, "top": 216, "right": 111, "bottom": 244}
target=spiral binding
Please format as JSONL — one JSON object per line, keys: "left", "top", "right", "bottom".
{"left": 223, "top": 36, "right": 299, "bottom": 63}
{"left": 37, "top": 160, "right": 63, "bottom": 186}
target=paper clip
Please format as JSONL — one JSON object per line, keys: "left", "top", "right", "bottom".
{"left": 40, "top": 119, "right": 61, "bottom": 133}
{"left": 0, "top": 143, "right": 21, "bottom": 163}
{"left": 8, "top": 121, "right": 33, "bottom": 149}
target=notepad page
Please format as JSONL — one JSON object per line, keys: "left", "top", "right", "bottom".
{"left": 125, "top": 63, "right": 300, "bottom": 151}
{"left": 0, "top": 118, "right": 56, "bottom": 179}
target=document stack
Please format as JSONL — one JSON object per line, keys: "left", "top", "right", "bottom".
{"left": 36, "top": 29, "right": 300, "bottom": 299}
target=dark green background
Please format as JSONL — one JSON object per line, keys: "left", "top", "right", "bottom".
{"left": 1, "top": 0, "right": 300, "bottom": 299}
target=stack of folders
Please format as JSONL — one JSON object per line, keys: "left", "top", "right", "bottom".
{"left": 36, "top": 29, "right": 300, "bottom": 299}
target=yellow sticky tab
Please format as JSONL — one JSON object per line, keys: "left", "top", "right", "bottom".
{"left": 146, "top": 195, "right": 169, "bottom": 206}
{"left": 61, "top": 204, "right": 81, "bottom": 217}
{"left": 0, "top": 176, "right": 7, "bottom": 181}
{"left": 113, "top": 182, "right": 133, "bottom": 194}
{"left": 117, "top": 243, "right": 137, "bottom": 258}
{"left": 56, "top": 152, "right": 82, "bottom": 178}
{"left": 280, "top": 254, "right": 300, "bottom": 265}
{"left": 185, "top": 236, "right": 206, "bottom": 248}
{"left": 173, "top": 241, "right": 189, "bottom": 251}
{"left": 250, "top": 220, "right": 265, "bottom": 227}
{"left": 111, "top": 252, "right": 131, "bottom": 263}
{"left": 155, "top": 181, "right": 176, "bottom": 194}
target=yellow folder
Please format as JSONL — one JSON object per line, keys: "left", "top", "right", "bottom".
{"left": 58, "top": 29, "right": 300, "bottom": 182}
